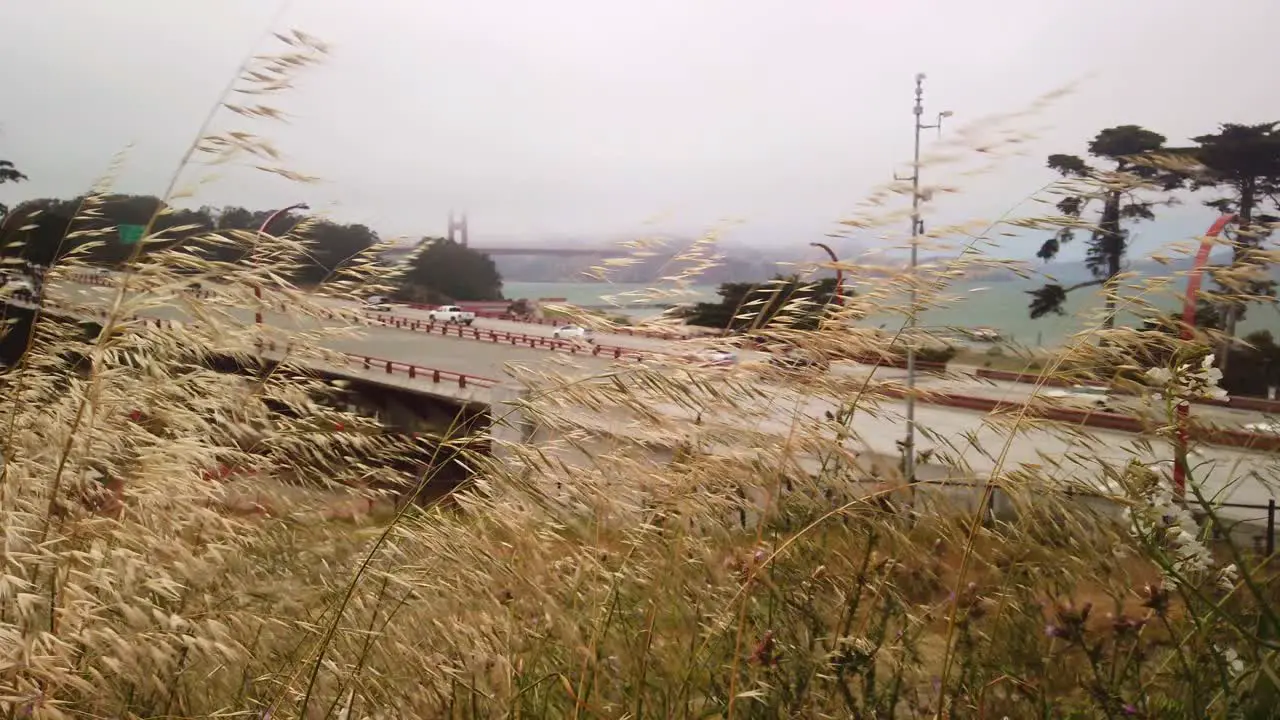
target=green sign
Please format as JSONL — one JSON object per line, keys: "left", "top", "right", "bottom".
{"left": 118, "top": 224, "right": 145, "bottom": 245}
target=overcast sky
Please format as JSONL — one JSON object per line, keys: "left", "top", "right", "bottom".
{"left": 2, "top": 0, "right": 1278, "bottom": 258}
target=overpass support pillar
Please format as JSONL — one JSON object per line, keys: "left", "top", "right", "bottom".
{"left": 489, "top": 384, "right": 533, "bottom": 462}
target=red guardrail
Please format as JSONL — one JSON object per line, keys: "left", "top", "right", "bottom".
{"left": 361, "top": 312, "right": 645, "bottom": 360}
{"left": 43, "top": 300, "right": 497, "bottom": 391}
{"left": 63, "top": 273, "right": 695, "bottom": 340}
{"left": 63, "top": 271, "right": 221, "bottom": 300}
{"left": 476, "top": 310, "right": 697, "bottom": 340}
{"left": 66, "top": 271, "right": 114, "bottom": 287}
{"left": 879, "top": 387, "right": 1280, "bottom": 452}
{"left": 973, "top": 367, "right": 1280, "bottom": 415}
{"left": 850, "top": 354, "right": 948, "bottom": 373}
{"left": 404, "top": 303, "right": 697, "bottom": 341}
{"left": 342, "top": 354, "right": 498, "bottom": 389}
{"left": 253, "top": 339, "right": 498, "bottom": 389}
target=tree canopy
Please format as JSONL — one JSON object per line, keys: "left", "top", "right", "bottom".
{"left": 0, "top": 159, "right": 26, "bottom": 221}
{"left": 0, "top": 194, "right": 381, "bottom": 285}
{"left": 1029, "top": 125, "right": 1182, "bottom": 323}
{"left": 1180, "top": 123, "right": 1280, "bottom": 366}
{"left": 0, "top": 190, "right": 508, "bottom": 301}
{"left": 680, "top": 275, "right": 842, "bottom": 331}
{"left": 394, "top": 238, "right": 504, "bottom": 304}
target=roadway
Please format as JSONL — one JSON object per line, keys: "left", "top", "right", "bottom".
{"left": 552, "top": 384, "right": 1280, "bottom": 508}
{"left": 32, "top": 279, "right": 1280, "bottom": 505}
{"left": 45, "top": 281, "right": 628, "bottom": 380}
{"left": 43, "top": 279, "right": 1277, "bottom": 429}
{"left": 362, "top": 302, "right": 1279, "bottom": 427}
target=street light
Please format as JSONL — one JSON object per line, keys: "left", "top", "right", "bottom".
{"left": 902, "top": 73, "right": 951, "bottom": 485}
{"left": 254, "top": 203, "right": 309, "bottom": 326}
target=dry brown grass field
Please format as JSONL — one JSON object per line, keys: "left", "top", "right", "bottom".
{"left": 1, "top": 29, "right": 1278, "bottom": 720}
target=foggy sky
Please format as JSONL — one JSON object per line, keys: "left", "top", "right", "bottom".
{"left": 2, "top": 0, "right": 1278, "bottom": 258}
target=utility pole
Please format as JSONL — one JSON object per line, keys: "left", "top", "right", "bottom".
{"left": 900, "top": 73, "right": 952, "bottom": 485}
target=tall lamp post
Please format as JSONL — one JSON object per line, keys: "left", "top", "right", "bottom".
{"left": 254, "top": 203, "right": 309, "bottom": 326}
{"left": 902, "top": 74, "right": 952, "bottom": 484}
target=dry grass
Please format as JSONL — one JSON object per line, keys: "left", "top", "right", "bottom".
{"left": 950, "top": 345, "right": 1049, "bottom": 373}
{"left": 1, "top": 28, "right": 1278, "bottom": 720}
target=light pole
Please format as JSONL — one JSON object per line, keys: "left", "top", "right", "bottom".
{"left": 254, "top": 203, "right": 309, "bottom": 326}
{"left": 809, "top": 241, "right": 843, "bottom": 307}
{"left": 902, "top": 74, "right": 951, "bottom": 484}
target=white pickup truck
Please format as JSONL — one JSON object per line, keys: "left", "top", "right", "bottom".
{"left": 427, "top": 305, "right": 475, "bottom": 325}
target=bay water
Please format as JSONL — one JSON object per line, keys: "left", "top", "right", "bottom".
{"left": 504, "top": 278, "right": 1280, "bottom": 349}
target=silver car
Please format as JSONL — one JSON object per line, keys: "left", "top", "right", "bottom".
{"left": 552, "top": 325, "right": 594, "bottom": 343}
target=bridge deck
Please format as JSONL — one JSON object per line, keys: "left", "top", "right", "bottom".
{"left": 470, "top": 247, "right": 613, "bottom": 256}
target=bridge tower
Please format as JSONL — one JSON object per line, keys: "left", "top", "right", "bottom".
{"left": 447, "top": 211, "right": 469, "bottom": 246}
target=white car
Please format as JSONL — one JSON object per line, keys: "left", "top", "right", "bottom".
{"left": 698, "top": 349, "right": 738, "bottom": 367}
{"left": 1043, "top": 384, "right": 1113, "bottom": 410}
{"left": 364, "top": 295, "right": 392, "bottom": 313}
{"left": 552, "top": 325, "right": 594, "bottom": 342}
{"left": 427, "top": 305, "right": 476, "bottom": 325}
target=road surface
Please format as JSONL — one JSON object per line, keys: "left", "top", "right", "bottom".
{"left": 28, "top": 278, "right": 1280, "bottom": 510}
{"left": 41, "top": 280, "right": 1278, "bottom": 427}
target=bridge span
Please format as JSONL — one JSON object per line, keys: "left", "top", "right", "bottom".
{"left": 469, "top": 247, "right": 613, "bottom": 257}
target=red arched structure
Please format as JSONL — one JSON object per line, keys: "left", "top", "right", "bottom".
{"left": 809, "top": 242, "right": 843, "bottom": 307}
{"left": 1173, "top": 212, "right": 1237, "bottom": 499}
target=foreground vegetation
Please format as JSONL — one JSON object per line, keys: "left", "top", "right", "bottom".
{"left": 1, "top": 30, "right": 1279, "bottom": 720}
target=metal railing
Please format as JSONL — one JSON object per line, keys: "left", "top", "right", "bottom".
{"left": 461, "top": 308, "right": 697, "bottom": 341}
{"left": 361, "top": 312, "right": 644, "bottom": 360}
{"left": 252, "top": 339, "right": 499, "bottom": 390}
{"left": 975, "top": 366, "right": 1280, "bottom": 415}
{"left": 795, "top": 476, "right": 1279, "bottom": 558}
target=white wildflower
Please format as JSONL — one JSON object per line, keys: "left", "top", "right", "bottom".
{"left": 1146, "top": 353, "right": 1227, "bottom": 404}
{"left": 1127, "top": 473, "right": 1216, "bottom": 581}
{"left": 1217, "top": 645, "right": 1245, "bottom": 677}
{"left": 1218, "top": 563, "right": 1239, "bottom": 592}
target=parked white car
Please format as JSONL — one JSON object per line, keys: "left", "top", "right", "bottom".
{"left": 552, "top": 325, "right": 594, "bottom": 342}
{"left": 427, "top": 305, "right": 475, "bottom": 325}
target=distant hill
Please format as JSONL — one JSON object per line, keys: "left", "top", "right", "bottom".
{"left": 416, "top": 230, "right": 1255, "bottom": 287}
{"left": 486, "top": 235, "right": 871, "bottom": 284}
